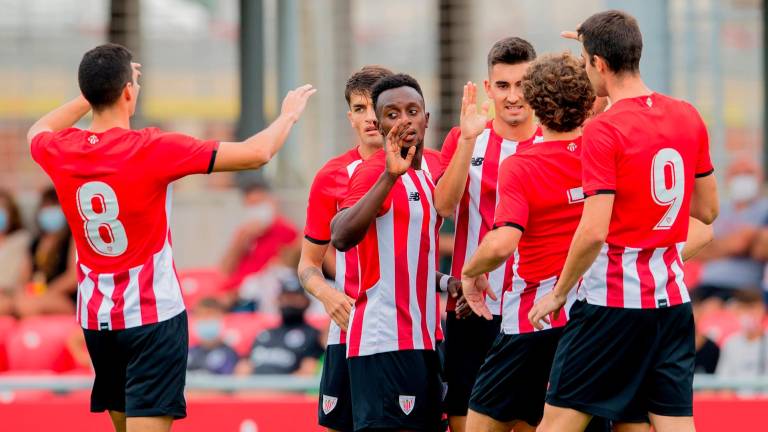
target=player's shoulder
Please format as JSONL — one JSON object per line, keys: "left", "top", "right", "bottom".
{"left": 423, "top": 147, "right": 442, "bottom": 159}
{"left": 316, "top": 147, "right": 363, "bottom": 176}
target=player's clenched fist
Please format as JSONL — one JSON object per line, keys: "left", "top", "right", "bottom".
{"left": 280, "top": 84, "right": 318, "bottom": 122}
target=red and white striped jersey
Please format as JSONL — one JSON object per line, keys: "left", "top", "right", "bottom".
{"left": 439, "top": 121, "right": 542, "bottom": 314}
{"left": 495, "top": 138, "right": 583, "bottom": 334}
{"left": 341, "top": 149, "right": 443, "bottom": 357}
{"left": 580, "top": 93, "right": 714, "bottom": 309}
{"left": 31, "top": 127, "right": 218, "bottom": 330}
{"left": 304, "top": 147, "right": 364, "bottom": 346}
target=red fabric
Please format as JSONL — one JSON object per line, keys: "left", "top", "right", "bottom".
{"left": 224, "top": 217, "right": 298, "bottom": 290}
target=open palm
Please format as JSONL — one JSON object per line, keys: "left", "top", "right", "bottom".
{"left": 460, "top": 82, "right": 490, "bottom": 139}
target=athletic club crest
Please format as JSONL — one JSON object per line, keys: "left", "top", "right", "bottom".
{"left": 322, "top": 395, "right": 338, "bottom": 415}
{"left": 399, "top": 395, "right": 416, "bottom": 415}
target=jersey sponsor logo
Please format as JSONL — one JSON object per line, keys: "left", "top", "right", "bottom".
{"left": 567, "top": 187, "right": 585, "bottom": 204}
{"left": 470, "top": 157, "right": 484, "bottom": 167}
{"left": 399, "top": 395, "right": 416, "bottom": 415}
{"left": 408, "top": 192, "right": 421, "bottom": 202}
{"left": 322, "top": 395, "right": 338, "bottom": 415}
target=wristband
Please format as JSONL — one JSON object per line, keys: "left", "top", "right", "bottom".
{"left": 439, "top": 274, "right": 451, "bottom": 292}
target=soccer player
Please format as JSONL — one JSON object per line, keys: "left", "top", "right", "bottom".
{"left": 528, "top": 11, "right": 719, "bottom": 432}
{"left": 298, "top": 65, "right": 393, "bottom": 432}
{"left": 27, "top": 43, "right": 315, "bottom": 432}
{"left": 433, "top": 36, "right": 541, "bottom": 432}
{"left": 331, "top": 74, "right": 444, "bottom": 431}
{"left": 459, "top": 51, "right": 595, "bottom": 432}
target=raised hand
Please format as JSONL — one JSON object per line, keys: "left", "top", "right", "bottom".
{"left": 459, "top": 82, "right": 490, "bottom": 140}
{"left": 561, "top": 31, "right": 579, "bottom": 41}
{"left": 280, "top": 84, "right": 318, "bottom": 122}
{"left": 384, "top": 119, "right": 416, "bottom": 178}
{"left": 461, "top": 274, "right": 496, "bottom": 320}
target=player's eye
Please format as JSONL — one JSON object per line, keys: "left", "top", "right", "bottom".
{"left": 387, "top": 112, "right": 398, "bottom": 119}
{"left": 408, "top": 109, "right": 418, "bottom": 116}
{"left": 354, "top": 107, "right": 365, "bottom": 113}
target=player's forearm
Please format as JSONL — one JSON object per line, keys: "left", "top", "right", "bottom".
{"left": 682, "top": 217, "right": 713, "bottom": 261}
{"left": 27, "top": 95, "right": 91, "bottom": 143}
{"left": 298, "top": 247, "right": 336, "bottom": 301}
{"left": 243, "top": 114, "right": 298, "bottom": 167}
{"left": 553, "top": 229, "right": 605, "bottom": 298}
{"left": 461, "top": 231, "right": 515, "bottom": 278}
{"left": 434, "top": 136, "right": 476, "bottom": 217}
{"left": 331, "top": 172, "right": 397, "bottom": 251}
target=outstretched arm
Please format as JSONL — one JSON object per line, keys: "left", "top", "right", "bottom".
{"left": 213, "top": 84, "right": 317, "bottom": 171}
{"left": 27, "top": 95, "right": 91, "bottom": 144}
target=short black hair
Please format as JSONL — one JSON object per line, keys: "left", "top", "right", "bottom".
{"left": 487, "top": 37, "right": 536, "bottom": 69}
{"left": 345, "top": 65, "right": 394, "bottom": 106}
{"left": 578, "top": 10, "right": 642, "bottom": 74}
{"left": 78, "top": 43, "right": 134, "bottom": 111}
{"left": 371, "top": 73, "right": 424, "bottom": 112}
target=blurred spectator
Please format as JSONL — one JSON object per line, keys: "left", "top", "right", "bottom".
{"left": 716, "top": 290, "right": 768, "bottom": 378}
{"left": 692, "top": 292, "right": 720, "bottom": 374}
{"left": 15, "top": 187, "right": 77, "bottom": 318}
{"left": 219, "top": 179, "right": 299, "bottom": 310}
{"left": 0, "top": 189, "right": 31, "bottom": 315}
{"left": 235, "top": 276, "right": 323, "bottom": 376}
{"left": 694, "top": 159, "right": 768, "bottom": 302}
{"left": 188, "top": 298, "right": 239, "bottom": 375}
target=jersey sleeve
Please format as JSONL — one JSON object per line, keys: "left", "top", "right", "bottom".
{"left": 147, "top": 130, "right": 220, "bottom": 182}
{"left": 303, "top": 166, "right": 340, "bottom": 244}
{"left": 581, "top": 119, "right": 620, "bottom": 196}
{"left": 437, "top": 127, "right": 461, "bottom": 182}
{"left": 340, "top": 156, "right": 391, "bottom": 215}
{"left": 493, "top": 158, "right": 529, "bottom": 231}
{"left": 29, "top": 131, "right": 55, "bottom": 167}
{"left": 691, "top": 107, "right": 715, "bottom": 178}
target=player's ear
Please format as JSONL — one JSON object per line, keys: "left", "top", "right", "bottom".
{"left": 346, "top": 110, "right": 355, "bottom": 128}
{"left": 483, "top": 79, "right": 492, "bottom": 98}
{"left": 124, "top": 83, "right": 134, "bottom": 103}
{"left": 594, "top": 55, "right": 607, "bottom": 74}
{"left": 424, "top": 112, "right": 430, "bottom": 129}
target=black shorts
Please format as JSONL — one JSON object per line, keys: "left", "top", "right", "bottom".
{"left": 318, "top": 344, "right": 353, "bottom": 432}
{"left": 469, "top": 328, "right": 562, "bottom": 426}
{"left": 444, "top": 312, "right": 501, "bottom": 416}
{"left": 348, "top": 350, "right": 443, "bottom": 431}
{"left": 547, "top": 301, "right": 695, "bottom": 422}
{"left": 83, "top": 311, "right": 188, "bottom": 419}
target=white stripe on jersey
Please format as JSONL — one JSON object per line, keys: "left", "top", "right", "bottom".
{"left": 123, "top": 266, "right": 143, "bottom": 328}
{"left": 417, "top": 171, "right": 439, "bottom": 346}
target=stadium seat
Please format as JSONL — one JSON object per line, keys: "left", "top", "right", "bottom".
{"left": 0, "top": 316, "right": 18, "bottom": 372}
{"left": 178, "top": 268, "right": 227, "bottom": 309}
{"left": 5, "top": 315, "right": 78, "bottom": 372}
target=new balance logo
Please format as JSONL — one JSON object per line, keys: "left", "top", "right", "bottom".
{"left": 399, "top": 395, "right": 416, "bottom": 415}
{"left": 408, "top": 192, "right": 420, "bottom": 202}
{"left": 322, "top": 395, "right": 338, "bottom": 415}
{"left": 470, "top": 157, "right": 484, "bottom": 167}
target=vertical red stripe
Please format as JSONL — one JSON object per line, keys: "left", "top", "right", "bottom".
{"left": 110, "top": 271, "right": 130, "bottom": 330}
{"left": 75, "top": 265, "right": 85, "bottom": 325}
{"left": 606, "top": 245, "right": 624, "bottom": 307}
{"left": 392, "top": 182, "right": 414, "bottom": 350}
{"left": 517, "top": 281, "right": 538, "bottom": 333}
{"left": 636, "top": 249, "right": 656, "bottom": 308}
{"left": 86, "top": 273, "right": 104, "bottom": 330}
{"left": 663, "top": 246, "right": 684, "bottom": 305}
{"left": 448, "top": 182, "right": 471, "bottom": 311}
{"left": 138, "top": 255, "right": 158, "bottom": 325}
{"left": 347, "top": 291, "right": 367, "bottom": 357}
{"left": 410, "top": 172, "right": 433, "bottom": 350}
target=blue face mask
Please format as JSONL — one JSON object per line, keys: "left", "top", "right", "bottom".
{"left": 0, "top": 209, "right": 8, "bottom": 233}
{"left": 195, "top": 319, "right": 223, "bottom": 342}
{"left": 38, "top": 206, "right": 66, "bottom": 233}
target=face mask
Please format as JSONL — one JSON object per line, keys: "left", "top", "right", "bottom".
{"left": 280, "top": 306, "right": 306, "bottom": 326}
{"left": 195, "top": 319, "right": 222, "bottom": 342}
{"left": 38, "top": 206, "right": 66, "bottom": 233}
{"left": 729, "top": 174, "right": 760, "bottom": 203}
{"left": 244, "top": 203, "right": 275, "bottom": 226}
{"left": 0, "top": 209, "right": 8, "bottom": 233}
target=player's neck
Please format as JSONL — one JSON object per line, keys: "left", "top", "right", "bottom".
{"left": 89, "top": 107, "right": 131, "bottom": 133}
{"left": 411, "top": 145, "right": 423, "bottom": 170}
{"left": 492, "top": 116, "right": 537, "bottom": 142}
{"left": 605, "top": 73, "right": 652, "bottom": 104}
{"left": 541, "top": 127, "right": 580, "bottom": 143}
{"left": 358, "top": 143, "right": 381, "bottom": 160}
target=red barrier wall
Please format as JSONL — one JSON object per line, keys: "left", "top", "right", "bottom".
{"left": 0, "top": 392, "right": 764, "bottom": 431}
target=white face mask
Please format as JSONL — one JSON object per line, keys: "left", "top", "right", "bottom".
{"left": 244, "top": 202, "right": 275, "bottom": 226}
{"left": 728, "top": 174, "right": 760, "bottom": 203}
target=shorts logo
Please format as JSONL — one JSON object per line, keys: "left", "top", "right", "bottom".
{"left": 322, "top": 395, "right": 338, "bottom": 415}
{"left": 399, "top": 395, "right": 415, "bottom": 415}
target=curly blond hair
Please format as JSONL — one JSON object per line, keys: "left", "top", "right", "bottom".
{"left": 522, "top": 52, "right": 596, "bottom": 133}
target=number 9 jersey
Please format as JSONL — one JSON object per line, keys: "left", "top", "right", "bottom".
{"left": 580, "top": 93, "right": 714, "bottom": 309}
{"left": 31, "top": 127, "right": 218, "bottom": 330}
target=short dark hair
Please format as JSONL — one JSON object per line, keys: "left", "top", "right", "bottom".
{"left": 371, "top": 73, "right": 424, "bottom": 112}
{"left": 345, "top": 65, "right": 394, "bottom": 106}
{"left": 78, "top": 43, "right": 134, "bottom": 111}
{"left": 733, "top": 289, "right": 765, "bottom": 307}
{"left": 577, "top": 10, "right": 642, "bottom": 74}
{"left": 487, "top": 37, "right": 536, "bottom": 69}
{"left": 522, "top": 52, "right": 595, "bottom": 133}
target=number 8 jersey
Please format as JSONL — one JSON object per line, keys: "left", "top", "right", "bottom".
{"left": 31, "top": 127, "right": 218, "bottom": 330}
{"left": 580, "top": 93, "right": 714, "bottom": 309}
